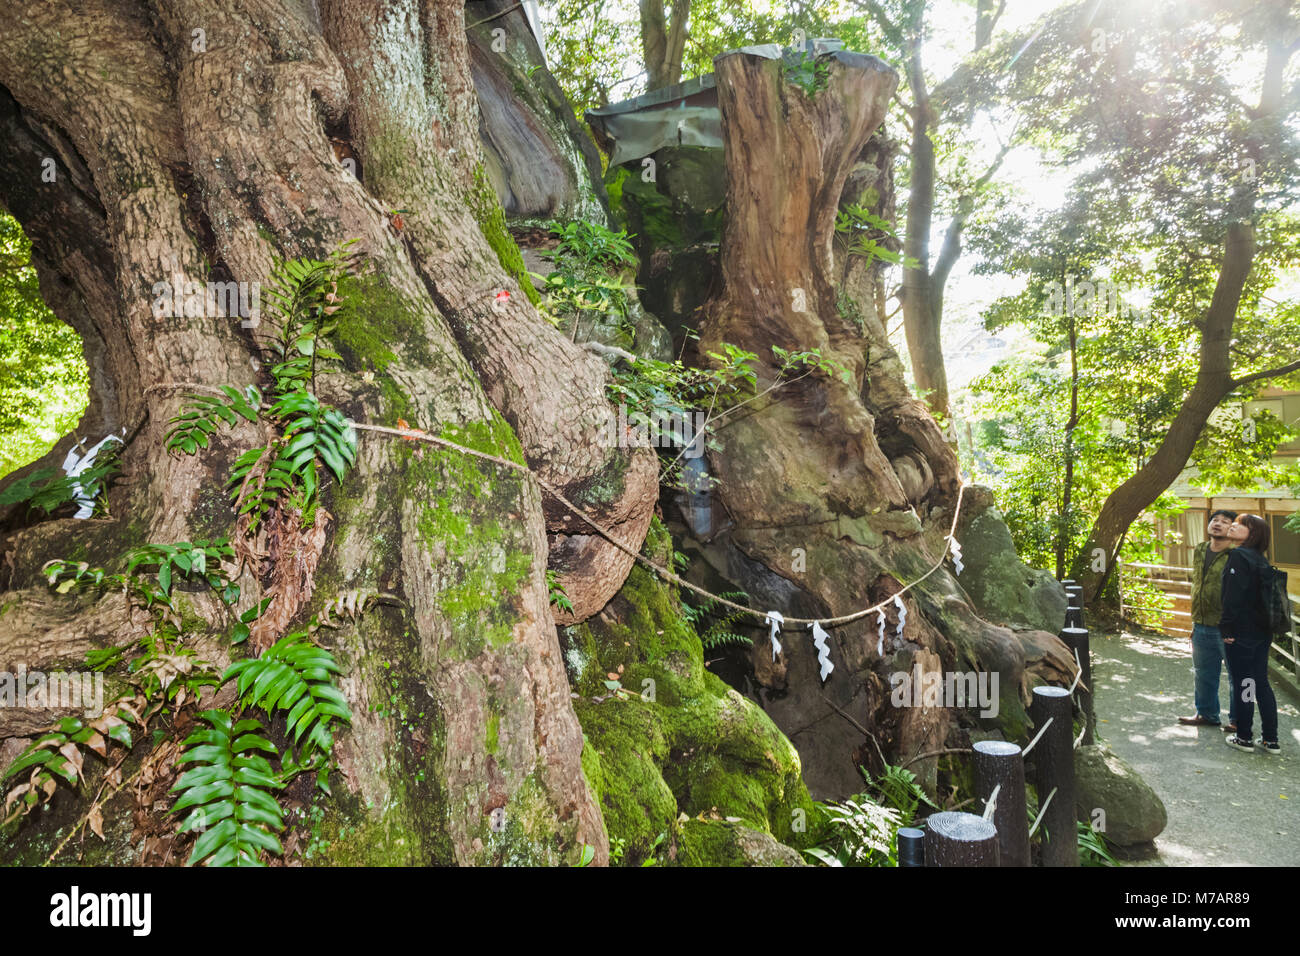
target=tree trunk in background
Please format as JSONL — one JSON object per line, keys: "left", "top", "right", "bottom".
{"left": 1072, "top": 223, "right": 1256, "bottom": 603}
{"left": 639, "top": 0, "right": 690, "bottom": 92}
{"left": 0, "top": 0, "right": 623, "bottom": 865}
{"left": 900, "top": 67, "right": 952, "bottom": 422}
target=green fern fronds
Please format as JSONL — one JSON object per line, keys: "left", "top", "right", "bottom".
{"left": 699, "top": 629, "right": 753, "bottom": 650}
{"left": 863, "top": 764, "right": 939, "bottom": 827}
{"left": 271, "top": 390, "right": 357, "bottom": 486}
{"left": 684, "top": 591, "right": 753, "bottom": 650}
{"left": 171, "top": 710, "right": 285, "bottom": 867}
{"left": 262, "top": 244, "right": 355, "bottom": 393}
{"left": 223, "top": 632, "right": 351, "bottom": 764}
{"left": 164, "top": 385, "right": 262, "bottom": 455}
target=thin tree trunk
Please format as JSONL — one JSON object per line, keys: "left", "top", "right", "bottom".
{"left": 1073, "top": 223, "right": 1257, "bottom": 601}
{"left": 1057, "top": 310, "right": 1079, "bottom": 581}
{"left": 639, "top": 0, "right": 690, "bottom": 92}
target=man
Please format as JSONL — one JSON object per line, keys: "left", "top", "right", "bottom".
{"left": 1178, "top": 509, "right": 1238, "bottom": 730}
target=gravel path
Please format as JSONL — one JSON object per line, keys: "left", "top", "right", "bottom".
{"left": 1091, "top": 629, "right": 1299, "bottom": 866}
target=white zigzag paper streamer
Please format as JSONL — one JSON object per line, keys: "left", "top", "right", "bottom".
{"left": 765, "top": 610, "right": 784, "bottom": 661}
{"left": 893, "top": 594, "right": 907, "bottom": 635}
{"left": 948, "top": 534, "right": 964, "bottom": 575}
{"left": 876, "top": 608, "right": 886, "bottom": 656}
{"left": 809, "top": 622, "right": 833, "bottom": 681}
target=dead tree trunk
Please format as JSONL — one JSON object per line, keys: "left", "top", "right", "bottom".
{"left": 696, "top": 48, "right": 1072, "bottom": 799}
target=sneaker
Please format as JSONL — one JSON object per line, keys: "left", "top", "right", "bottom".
{"left": 1225, "top": 735, "right": 1255, "bottom": 753}
{"left": 1259, "top": 741, "right": 1280, "bottom": 755}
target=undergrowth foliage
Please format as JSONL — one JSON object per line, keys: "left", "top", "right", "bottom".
{"left": 682, "top": 590, "right": 752, "bottom": 650}
{"left": 1, "top": 245, "right": 371, "bottom": 866}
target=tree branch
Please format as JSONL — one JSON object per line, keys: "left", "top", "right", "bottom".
{"left": 857, "top": 0, "right": 904, "bottom": 48}
{"left": 1230, "top": 359, "right": 1300, "bottom": 389}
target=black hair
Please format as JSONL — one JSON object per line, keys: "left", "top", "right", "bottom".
{"left": 1209, "top": 508, "right": 1237, "bottom": 522}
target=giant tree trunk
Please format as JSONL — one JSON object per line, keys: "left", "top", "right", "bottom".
{"left": 695, "top": 48, "right": 1071, "bottom": 798}
{"left": 0, "top": 0, "right": 667, "bottom": 865}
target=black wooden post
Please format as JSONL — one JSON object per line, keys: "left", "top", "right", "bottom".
{"left": 973, "top": 740, "right": 1030, "bottom": 866}
{"left": 897, "top": 827, "right": 925, "bottom": 867}
{"left": 924, "top": 812, "right": 999, "bottom": 866}
{"left": 1060, "top": 625, "right": 1094, "bottom": 744}
{"left": 1029, "top": 685, "right": 1077, "bottom": 866}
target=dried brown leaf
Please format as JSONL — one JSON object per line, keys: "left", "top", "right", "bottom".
{"left": 85, "top": 731, "right": 107, "bottom": 758}
{"left": 58, "top": 742, "right": 83, "bottom": 777}
{"left": 4, "top": 784, "right": 29, "bottom": 812}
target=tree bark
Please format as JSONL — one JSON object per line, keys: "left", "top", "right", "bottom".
{"left": 639, "top": 0, "right": 690, "bottom": 92}
{"left": 0, "top": 0, "right": 615, "bottom": 865}
{"left": 694, "top": 48, "right": 1069, "bottom": 799}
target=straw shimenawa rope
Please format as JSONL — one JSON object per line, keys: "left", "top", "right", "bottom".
{"left": 348, "top": 420, "right": 969, "bottom": 629}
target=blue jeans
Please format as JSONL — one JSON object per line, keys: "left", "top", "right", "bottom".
{"left": 1192, "top": 624, "right": 1236, "bottom": 724}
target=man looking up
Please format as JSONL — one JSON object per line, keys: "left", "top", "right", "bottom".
{"left": 1178, "top": 509, "right": 1238, "bottom": 731}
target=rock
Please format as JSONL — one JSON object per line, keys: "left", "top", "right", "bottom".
{"left": 955, "top": 485, "right": 1067, "bottom": 634}
{"left": 629, "top": 300, "right": 674, "bottom": 361}
{"left": 669, "top": 819, "right": 809, "bottom": 867}
{"left": 1074, "top": 742, "right": 1168, "bottom": 846}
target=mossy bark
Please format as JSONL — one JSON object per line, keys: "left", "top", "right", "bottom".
{"left": 0, "top": 0, "right": 606, "bottom": 866}
{"left": 561, "top": 521, "right": 817, "bottom": 865}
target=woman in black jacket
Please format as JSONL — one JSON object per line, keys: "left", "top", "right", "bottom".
{"left": 1220, "top": 514, "right": 1280, "bottom": 754}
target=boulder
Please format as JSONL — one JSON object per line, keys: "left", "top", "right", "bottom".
{"left": 956, "top": 485, "right": 1067, "bottom": 634}
{"left": 669, "top": 819, "right": 809, "bottom": 867}
{"left": 1074, "top": 742, "right": 1168, "bottom": 847}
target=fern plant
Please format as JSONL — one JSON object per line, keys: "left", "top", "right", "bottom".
{"left": 224, "top": 630, "right": 351, "bottom": 775}
{"left": 546, "top": 569, "right": 574, "bottom": 614}
{"left": 804, "top": 794, "right": 902, "bottom": 867}
{"left": 171, "top": 710, "right": 285, "bottom": 866}
{"left": 1, "top": 709, "right": 142, "bottom": 826}
{"left": 165, "top": 243, "right": 359, "bottom": 533}
{"left": 863, "top": 763, "right": 939, "bottom": 828}
{"left": 0, "top": 439, "right": 122, "bottom": 517}
{"left": 683, "top": 590, "right": 753, "bottom": 650}
{"left": 165, "top": 385, "right": 262, "bottom": 455}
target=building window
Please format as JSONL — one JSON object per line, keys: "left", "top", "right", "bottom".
{"left": 1271, "top": 514, "right": 1300, "bottom": 567}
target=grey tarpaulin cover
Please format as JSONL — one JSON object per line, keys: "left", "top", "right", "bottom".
{"left": 585, "top": 39, "right": 845, "bottom": 167}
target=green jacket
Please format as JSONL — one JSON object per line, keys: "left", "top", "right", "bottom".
{"left": 1190, "top": 541, "right": 1233, "bottom": 626}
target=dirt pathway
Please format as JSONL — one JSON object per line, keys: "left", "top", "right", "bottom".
{"left": 1091, "top": 629, "right": 1299, "bottom": 866}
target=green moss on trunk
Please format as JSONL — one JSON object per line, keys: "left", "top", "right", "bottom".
{"left": 468, "top": 165, "right": 542, "bottom": 307}
{"left": 564, "top": 519, "right": 816, "bottom": 865}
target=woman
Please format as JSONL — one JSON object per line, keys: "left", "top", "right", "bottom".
{"left": 1220, "top": 514, "right": 1280, "bottom": 754}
